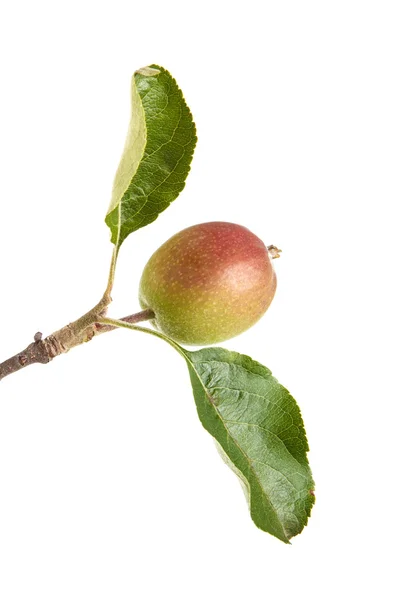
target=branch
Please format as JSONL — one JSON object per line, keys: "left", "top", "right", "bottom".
{"left": 0, "top": 309, "right": 155, "bottom": 382}
{"left": 0, "top": 333, "right": 51, "bottom": 380}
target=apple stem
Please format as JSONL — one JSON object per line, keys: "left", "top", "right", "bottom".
{"left": 267, "top": 245, "right": 282, "bottom": 259}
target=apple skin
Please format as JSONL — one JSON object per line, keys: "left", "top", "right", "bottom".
{"left": 139, "top": 222, "right": 277, "bottom": 346}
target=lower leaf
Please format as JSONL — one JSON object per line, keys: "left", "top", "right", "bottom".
{"left": 182, "top": 346, "right": 315, "bottom": 543}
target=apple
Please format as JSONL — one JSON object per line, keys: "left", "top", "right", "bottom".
{"left": 139, "top": 222, "right": 278, "bottom": 345}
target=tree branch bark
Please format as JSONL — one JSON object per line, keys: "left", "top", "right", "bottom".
{"left": 0, "top": 308, "right": 155, "bottom": 382}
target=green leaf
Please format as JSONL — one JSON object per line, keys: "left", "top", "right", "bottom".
{"left": 97, "top": 317, "right": 315, "bottom": 543}
{"left": 182, "top": 346, "right": 315, "bottom": 543}
{"left": 105, "top": 65, "right": 197, "bottom": 247}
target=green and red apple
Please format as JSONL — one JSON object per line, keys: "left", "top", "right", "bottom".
{"left": 139, "top": 222, "right": 278, "bottom": 345}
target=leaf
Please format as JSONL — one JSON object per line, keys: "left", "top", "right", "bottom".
{"left": 181, "top": 346, "right": 315, "bottom": 543}
{"left": 105, "top": 65, "right": 197, "bottom": 247}
{"left": 97, "top": 319, "right": 315, "bottom": 543}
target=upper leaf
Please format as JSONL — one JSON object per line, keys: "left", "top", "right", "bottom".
{"left": 105, "top": 65, "right": 197, "bottom": 247}
{"left": 182, "top": 346, "right": 315, "bottom": 543}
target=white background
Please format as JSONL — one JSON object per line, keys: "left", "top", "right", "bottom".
{"left": 0, "top": 1, "right": 397, "bottom": 598}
